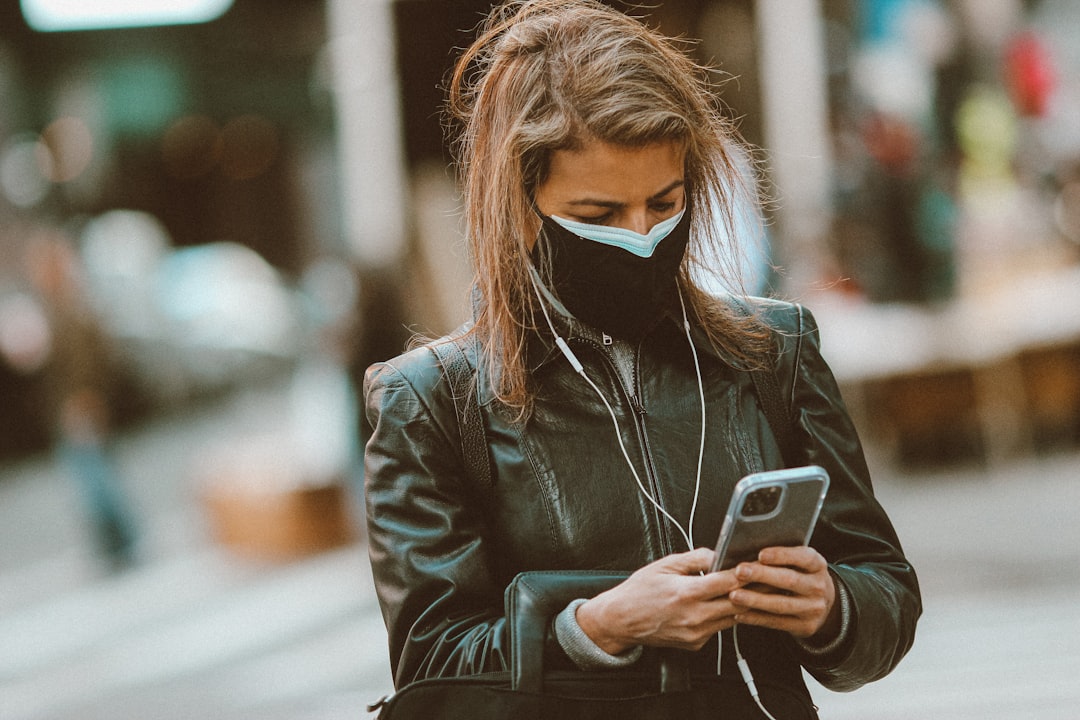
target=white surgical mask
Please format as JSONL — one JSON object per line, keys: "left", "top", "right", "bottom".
{"left": 549, "top": 208, "right": 685, "bottom": 258}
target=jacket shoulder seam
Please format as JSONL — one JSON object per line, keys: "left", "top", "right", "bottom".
{"left": 367, "top": 355, "right": 462, "bottom": 468}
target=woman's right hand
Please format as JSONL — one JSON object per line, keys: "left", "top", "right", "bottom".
{"left": 575, "top": 547, "right": 743, "bottom": 654}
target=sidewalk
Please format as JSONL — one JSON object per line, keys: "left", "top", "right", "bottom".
{"left": 813, "top": 449, "right": 1080, "bottom": 719}
{"left": 1, "top": 379, "right": 1078, "bottom": 719}
{"left": 0, "top": 381, "right": 394, "bottom": 720}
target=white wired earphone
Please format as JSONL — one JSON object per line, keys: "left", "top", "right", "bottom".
{"left": 530, "top": 273, "right": 780, "bottom": 720}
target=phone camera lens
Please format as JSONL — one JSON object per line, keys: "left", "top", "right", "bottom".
{"left": 742, "top": 486, "right": 782, "bottom": 517}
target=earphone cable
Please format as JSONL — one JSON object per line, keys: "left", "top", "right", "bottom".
{"left": 530, "top": 275, "right": 703, "bottom": 552}
{"left": 531, "top": 273, "right": 777, "bottom": 718}
{"left": 677, "top": 288, "right": 706, "bottom": 550}
{"left": 734, "top": 624, "right": 780, "bottom": 720}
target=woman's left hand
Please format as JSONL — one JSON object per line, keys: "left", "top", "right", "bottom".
{"left": 727, "top": 545, "right": 840, "bottom": 641}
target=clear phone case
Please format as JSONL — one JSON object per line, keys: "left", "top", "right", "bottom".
{"left": 710, "top": 466, "right": 830, "bottom": 572}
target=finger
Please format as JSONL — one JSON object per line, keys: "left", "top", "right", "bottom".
{"left": 730, "top": 585, "right": 824, "bottom": 616}
{"left": 678, "top": 599, "right": 743, "bottom": 639}
{"left": 631, "top": 595, "right": 742, "bottom": 650}
{"left": 758, "top": 545, "right": 827, "bottom": 573}
{"left": 736, "top": 563, "right": 800, "bottom": 594}
{"left": 735, "top": 560, "right": 828, "bottom": 598}
{"left": 660, "top": 547, "right": 716, "bottom": 575}
{"left": 660, "top": 568, "right": 741, "bottom": 605}
{"left": 657, "top": 614, "right": 739, "bottom": 652}
{"left": 731, "top": 609, "right": 820, "bottom": 638}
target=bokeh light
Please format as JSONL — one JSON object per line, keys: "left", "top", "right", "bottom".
{"left": 39, "top": 116, "right": 94, "bottom": 183}
{"left": 0, "top": 291, "right": 52, "bottom": 374}
{"left": 21, "top": 0, "right": 234, "bottom": 32}
{"left": 220, "top": 115, "right": 278, "bottom": 181}
{"left": 0, "top": 134, "right": 52, "bottom": 207}
{"left": 162, "top": 115, "right": 222, "bottom": 180}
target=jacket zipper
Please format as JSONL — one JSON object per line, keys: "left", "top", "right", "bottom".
{"left": 574, "top": 334, "right": 673, "bottom": 557}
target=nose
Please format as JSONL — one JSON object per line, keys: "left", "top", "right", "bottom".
{"left": 621, "top": 210, "right": 651, "bottom": 235}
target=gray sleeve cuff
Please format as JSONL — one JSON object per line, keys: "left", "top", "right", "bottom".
{"left": 553, "top": 598, "right": 644, "bottom": 671}
{"left": 797, "top": 572, "right": 852, "bottom": 657}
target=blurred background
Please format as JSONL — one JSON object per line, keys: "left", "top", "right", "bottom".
{"left": 1, "top": 0, "right": 1078, "bottom": 718}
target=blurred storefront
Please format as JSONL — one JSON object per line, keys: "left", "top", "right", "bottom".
{"left": 1, "top": 0, "right": 1078, "bottom": 466}
{"left": 0, "top": 0, "right": 336, "bottom": 458}
{"left": 815, "top": 0, "right": 1080, "bottom": 466}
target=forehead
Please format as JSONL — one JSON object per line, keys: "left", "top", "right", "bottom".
{"left": 542, "top": 140, "right": 685, "bottom": 201}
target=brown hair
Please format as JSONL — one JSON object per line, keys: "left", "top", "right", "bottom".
{"left": 447, "top": 0, "right": 770, "bottom": 413}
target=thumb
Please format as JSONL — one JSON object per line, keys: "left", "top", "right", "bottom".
{"left": 662, "top": 547, "right": 716, "bottom": 575}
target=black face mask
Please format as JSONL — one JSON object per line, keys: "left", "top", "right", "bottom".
{"left": 531, "top": 211, "right": 691, "bottom": 341}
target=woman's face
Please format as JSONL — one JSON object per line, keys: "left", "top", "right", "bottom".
{"left": 532, "top": 139, "right": 686, "bottom": 246}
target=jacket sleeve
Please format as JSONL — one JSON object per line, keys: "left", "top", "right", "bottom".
{"left": 773, "top": 303, "right": 922, "bottom": 692}
{"left": 363, "top": 354, "right": 509, "bottom": 688}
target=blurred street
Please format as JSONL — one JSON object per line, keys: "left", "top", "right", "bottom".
{"left": 814, "top": 446, "right": 1080, "bottom": 719}
{"left": 0, "top": 380, "right": 393, "bottom": 720}
{"left": 1, "top": 377, "right": 1078, "bottom": 719}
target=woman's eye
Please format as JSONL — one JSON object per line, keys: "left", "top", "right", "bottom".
{"left": 576, "top": 213, "right": 613, "bottom": 225}
{"left": 650, "top": 201, "right": 676, "bottom": 214}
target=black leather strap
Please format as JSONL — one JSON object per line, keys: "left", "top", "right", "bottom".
{"left": 735, "top": 299, "right": 800, "bottom": 468}
{"left": 429, "top": 335, "right": 494, "bottom": 491}
{"left": 749, "top": 360, "right": 798, "bottom": 468}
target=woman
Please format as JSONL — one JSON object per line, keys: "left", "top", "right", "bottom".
{"left": 363, "top": 0, "right": 920, "bottom": 715}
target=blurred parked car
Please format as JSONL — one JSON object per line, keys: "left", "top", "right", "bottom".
{"left": 80, "top": 210, "right": 304, "bottom": 408}
{"left": 0, "top": 210, "right": 305, "bottom": 460}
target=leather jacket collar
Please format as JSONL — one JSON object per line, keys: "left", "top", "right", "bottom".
{"left": 472, "top": 280, "right": 734, "bottom": 407}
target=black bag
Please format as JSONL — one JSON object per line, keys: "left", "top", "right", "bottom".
{"left": 370, "top": 571, "right": 817, "bottom": 720}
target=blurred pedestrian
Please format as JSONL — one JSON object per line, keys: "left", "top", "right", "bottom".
{"left": 21, "top": 226, "right": 138, "bottom": 570}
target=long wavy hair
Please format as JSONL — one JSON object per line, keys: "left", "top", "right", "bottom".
{"left": 447, "top": 0, "right": 771, "bottom": 414}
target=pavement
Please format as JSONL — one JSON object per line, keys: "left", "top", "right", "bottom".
{"left": 1, "top": 377, "right": 1078, "bottom": 720}
{"left": 813, "top": 448, "right": 1080, "bottom": 719}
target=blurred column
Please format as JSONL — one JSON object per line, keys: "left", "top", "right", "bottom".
{"left": 754, "top": 0, "right": 832, "bottom": 293}
{"left": 326, "top": 0, "right": 408, "bottom": 267}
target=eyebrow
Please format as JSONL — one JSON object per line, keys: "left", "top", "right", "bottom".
{"left": 566, "top": 179, "right": 685, "bottom": 208}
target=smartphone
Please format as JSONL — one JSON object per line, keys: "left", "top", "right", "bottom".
{"left": 709, "top": 465, "right": 830, "bottom": 572}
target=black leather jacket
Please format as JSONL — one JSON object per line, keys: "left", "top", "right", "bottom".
{"left": 363, "top": 298, "right": 921, "bottom": 702}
